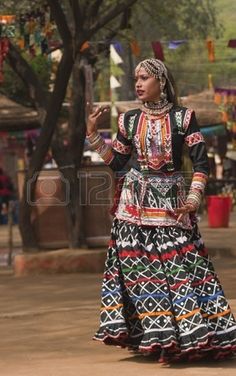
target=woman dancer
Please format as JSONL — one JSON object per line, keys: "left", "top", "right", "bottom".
{"left": 86, "top": 58, "right": 236, "bottom": 362}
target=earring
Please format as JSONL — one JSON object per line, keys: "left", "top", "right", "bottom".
{"left": 160, "top": 80, "right": 167, "bottom": 101}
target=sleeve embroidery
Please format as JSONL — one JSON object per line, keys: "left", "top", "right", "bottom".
{"left": 174, "top": 110, "right": 185, "bottom": 134}
{"left": 185, "top": 132, "right": 205, "bottom": 147}
{"left": 183, "top": 108, "right": 193, "bottom": 132}
{"left": 118, "top": 113, "right": 127, "bottom": 137}
{"left": 112, "top": 138, "right": 132, "bottom": 155}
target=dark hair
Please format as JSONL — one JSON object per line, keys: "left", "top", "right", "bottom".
{"left": 165, "top": 67, "right": 178, "bottom": 106}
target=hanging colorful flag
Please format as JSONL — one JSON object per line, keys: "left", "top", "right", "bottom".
{"left": 151, "top": 41, "right": 164, "bottom": 61}
{"left": 18, "top": 37, "right": 25, "bottom": 50}
{"left": 110, "top": 44, "right": 123, "bottom": 64}
{"left": 0, "top": 37, "right": 10, "bottom": 83}
{"left": 130, "top": 40, "right": 141, "bottom": 57}
{"left": 168, "top": 40, "right": 187, "bottom": 49}
{"left": 112, "top": 41, "right": 123, "bottom": 55}
{"left": 0, "top": 15, "right": 16, "bottom": 38}
{"left": 208, "top": 74, "right": 213, "bottom": 89}
{"left": 110, "top": 75, "right": 121, "bottom": 89}
{"left": 80, "top": 41, "right": 90, "bottom": 52}
{"left": 0, "top": 15, "right": 16, "bottom": 24}
{"left": 227, "top": 39, "right": 236, "bottom": 48}
{"left": 206, "top": 39, "right": 215, "bottom": 62}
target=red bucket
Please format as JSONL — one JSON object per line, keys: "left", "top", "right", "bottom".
{"left": 207, "top": 195, "right": 232, "bottom": 228}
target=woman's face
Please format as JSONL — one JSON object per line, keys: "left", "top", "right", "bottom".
{"left": 135, "top": 66, "right": 161, "bottom": 102}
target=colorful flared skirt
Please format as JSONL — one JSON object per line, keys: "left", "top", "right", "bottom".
{"left": 94, "top": 219, "right": 236, "bottom": 362}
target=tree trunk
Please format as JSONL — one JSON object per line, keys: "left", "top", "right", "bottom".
{"left": 19, "top": 48, "right": 74, "bottom": 251}
{"left": 50, "top": 142, "right": 80, "bottom": 248}
{"left": 68, "top": 57, "right": 88, "bottom": 247}
{"left": 51, "top": 56, "right": 88, "bottom": 248}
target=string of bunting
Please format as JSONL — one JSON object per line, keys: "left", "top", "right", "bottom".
{"left": 0, "top": 4, "right": 60, "bottom": 82}
{"left": 90, "top": 38, "right": 236, "bottom": 62}
{"left": 0, "top": 4, "right": 58, "bottom": 57}
{"left": 0, "top": 15, "right": 15, "bottom": 83}
{"left": 1, "top": 9, "right": 236, "bottom": 62}
{"left": 108, "top": 40, "right": 236, "bottom": 138}
{"left": 1, "top": 8, "right": 236, "bottom": 63}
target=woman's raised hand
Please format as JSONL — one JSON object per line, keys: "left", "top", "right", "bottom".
{"left": 86, "top": 103, "right": 110, "bottom": 136}
{"left": 174, "top": 202, "right": 197, "bottom": 223}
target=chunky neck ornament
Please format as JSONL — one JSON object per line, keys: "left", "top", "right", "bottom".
{"left": 142, "top": 100, "right": 173, "bottom": 116}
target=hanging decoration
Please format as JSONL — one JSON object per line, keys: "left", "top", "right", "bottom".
{"left": 168, "top": 39, "right": 187, "bottom": 49}
{"left": 80, "top": 41, "right": 90, "bottom": 52}
{"left": 110, "top": 75, "right": 121, "bottom": 89}
{"left": 206, "top": 38, "right": 215, "bottom": 62}
{"left": 112, "top": 41, "right": 123, "bottom": 55}
{"left": 151, "top": 41, "right": 164, "bottom": 61}
{"left": 227, "top": 39, "right": 236, "bottom": 48}
{"left": 110, "top": 44, "right": 123, "bottom": 65}
{"left": 0, "top": 15, "right": 15, "bottom": 37}
{"left": 3, "top": 4, "right": 59, "bottom": 57}
{"left": 0, "top": 37, "right": 9, "bottom": 83}
{"left": 130, "top": 40, "right": 141, "bottom": 57}
{"left": 208, "top": 74, "right": 213, "bottom": 89}
{"left": 0, "top": 15, "right": 15, "bottom": 83}
{"left": 110, "top": 43, "right": 124, "bottom": 130}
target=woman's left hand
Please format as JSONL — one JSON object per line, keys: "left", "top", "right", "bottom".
{"left": 174, "top": 203, "right": 196, "bottom": 223}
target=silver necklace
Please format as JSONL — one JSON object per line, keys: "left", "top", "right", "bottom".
{"left": 142, "top": 100, "right": 173, "bottom": 116}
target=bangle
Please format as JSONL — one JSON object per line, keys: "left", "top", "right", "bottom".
{"left": 185, "top": 201, "right": 197, "bottom": 211}
{"left": 87, "top": 132, "right": 100, "bottom": 143}
{"left": 86, "top": 130, "right": 96, "bottom": 137}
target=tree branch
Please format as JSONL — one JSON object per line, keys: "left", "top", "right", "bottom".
{"left": 69, "top": 0, "right": 83, "bottom": 34}
{"left": 48, "top": 0, "right": 72, "bottom": 46}
{"left": 87, "top": 0, "right": 103, "bottom": 19}
{"left": 88, "top": 0, "right": 138, "bottom": 37}
{"left": 6, "top": 42, "right": 48, "bottom": 114}
{"left": 27, "top": 48, "right": 74, "bottom": 178}
{"left": 97, "top": 9, "right": 132, "bottom": 54}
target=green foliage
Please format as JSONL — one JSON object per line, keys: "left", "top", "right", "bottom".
{"left": 0, "top": 0, "right": 52, "bottom": 104}
{"left": 130, "top": 0, "right": 221, "bottom": 44}
{"left": 0, "top": 54, "right": 51, "bottom": 106}
{"left": 215, "top": 0, "right": 236, "bottom": 39}
{"left": 165, "top": 0, "right": 236, "bottom": 95}
{"left": 0, "top": 63, "right": 28, "bottom": 104}
{"left": 91, "top": 0, "right": 224, "bottom": 99}
{"left": 110, "top": 61, "right": 125, "bottom": 77}
{"left": 30, "top": 54, "right": 52, "bottom": 92}
{"left": 1, "top": 0, "right": 235, "bottom": 102}
{"left": 0, "top": 0, "right": 45, "bottom": 13}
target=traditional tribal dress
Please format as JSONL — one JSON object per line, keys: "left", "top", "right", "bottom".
{"left": 87, "top": 106, "right": 236, "bottom": 362}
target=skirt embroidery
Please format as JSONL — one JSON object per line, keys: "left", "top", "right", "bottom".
{"left": 94, "top": 219, "right": 236, "bottom": 361}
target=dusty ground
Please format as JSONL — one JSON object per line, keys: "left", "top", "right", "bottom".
{"left": 0, "top": 253, "right": 236, "bottom": 376}
{"left": 0, "top": 212, "right": 235, "bottom": 375}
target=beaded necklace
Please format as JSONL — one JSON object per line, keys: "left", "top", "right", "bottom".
{"left": 142, "top": 100, "right": 173, "bottom": 116}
